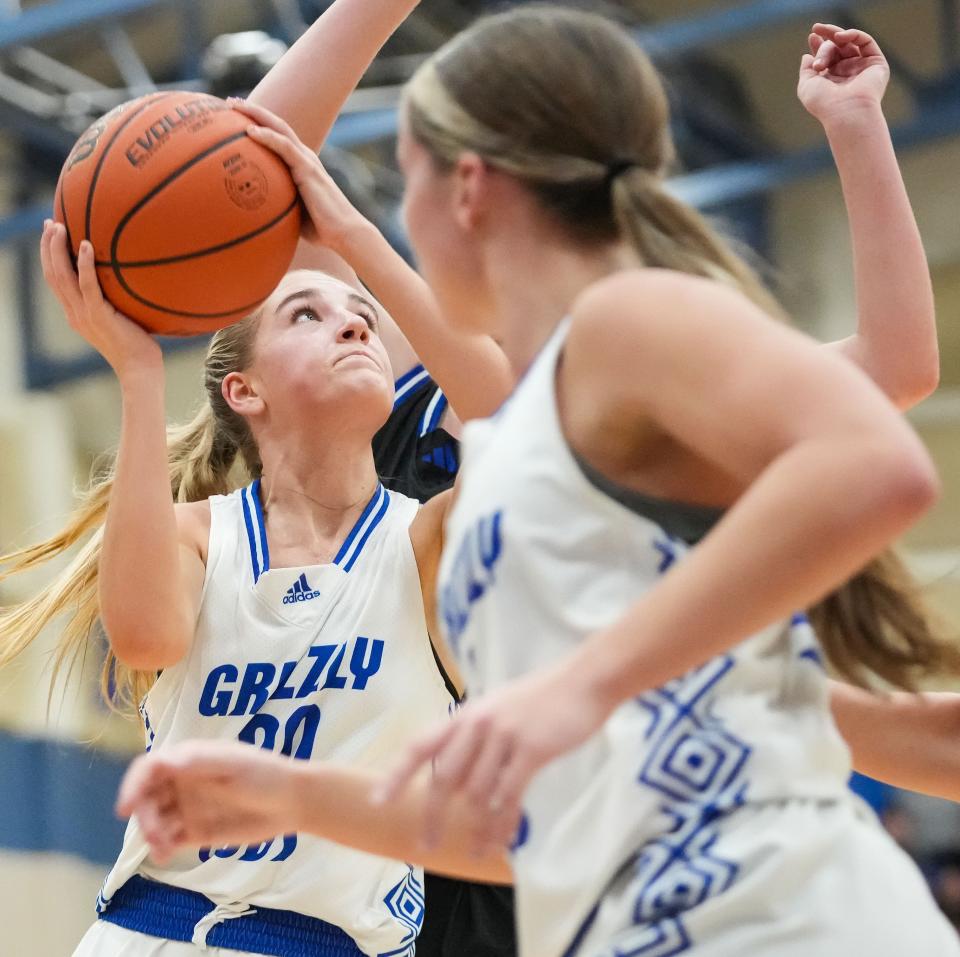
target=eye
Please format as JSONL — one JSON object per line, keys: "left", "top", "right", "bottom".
{"left": 293, "top": 307, "right": 320, "bottom": 324}
{"left": 358, "top": 309, "right": 378, "bottom": 332}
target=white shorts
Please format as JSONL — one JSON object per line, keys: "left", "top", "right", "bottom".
{"left": 72, "top": 921, "right": 262, "bottom": 956}
{"left": 574, "top": 797, "right": 959, "bottom": 957}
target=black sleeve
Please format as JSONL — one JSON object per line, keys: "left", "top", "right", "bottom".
{"left": 373, "top": 365, "right": 460, "bottom": 504}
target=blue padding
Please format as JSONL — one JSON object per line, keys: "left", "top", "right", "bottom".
{"left": 0, "top": 730, "right": 127, "bottom": 865}
{"left": 101, "top": 876, "right": 364, "bottom": 956}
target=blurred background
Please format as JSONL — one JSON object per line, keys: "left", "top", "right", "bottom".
{"left": 0, "top": 0, "right": 958, "bottom": 953}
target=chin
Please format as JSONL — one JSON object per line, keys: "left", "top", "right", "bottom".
{"left": 335, "top": 376, "right": 394, "bottom": 421}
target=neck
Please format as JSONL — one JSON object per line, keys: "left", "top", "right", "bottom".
{"left": 482, "top": 224, "right": 638, "bottom": 376}
{"left": 256, "top": 425, "right": 380, "bottom": 548}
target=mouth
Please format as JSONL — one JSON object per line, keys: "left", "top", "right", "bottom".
{"left": 335, "top": 350, "right": 379, "bottom": 368}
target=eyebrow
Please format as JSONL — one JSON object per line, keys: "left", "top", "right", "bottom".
{"left": 347, "top": 292, "right": 381, "bottom": 325}
{"left": 275, "top": 288, "right": 380, "bottom": 328}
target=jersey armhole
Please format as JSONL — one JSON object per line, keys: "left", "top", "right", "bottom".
{"left": 197, "top": 494, "right": 231, "bottom": 608}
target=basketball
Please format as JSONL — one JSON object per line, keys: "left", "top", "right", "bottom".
{"left": 53, "top": 91, "right": 301, "bottom": 336}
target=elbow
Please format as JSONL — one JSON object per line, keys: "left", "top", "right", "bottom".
{"left": 890, "top": 363, "right": 940, "bottom": 412}
{"left": 877, "top": 339, "right": 940, "bottom": 411}
{"left": 870, "top": 438, "right": 941, "bottom": 523}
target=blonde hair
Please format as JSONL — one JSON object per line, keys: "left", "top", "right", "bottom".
{"left": 404, "top": 13, "right": 782, "bottom": 316}
{"left": 404, "top": 5, "right": 960, "bottom": 689}
{"left": 0, "top": 316, "right": 260, "bottom": 717}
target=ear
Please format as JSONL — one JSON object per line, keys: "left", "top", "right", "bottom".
{"left": 222, "top": 371, "right": 264, "bottom": 418}
{"left": 451, "top": 151, "right": 490, "bottom": 232}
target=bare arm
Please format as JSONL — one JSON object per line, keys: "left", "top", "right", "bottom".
{"left": 41, "top": 223, "right": 203, "bottom": 670}
{"left": 248, "top": 0, "right": 418, "bottom": 151}
{"left": 830, "top": 682, "right": 960, "bottom": 802}
{"left": 117, "top": 741, "right": 511, "bottom": 884}
{"left": 566, "top": 271, "right": 937, "bottom": 703}
{"left": 339, "top": 222, "right": 514, "bottom": 419}
{"left": 101, "top": 376, "right": 206, "bottom": 669}
{"left": 800, "top": 25, "right": 938, "bottom": 408}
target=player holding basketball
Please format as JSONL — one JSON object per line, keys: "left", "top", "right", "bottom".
{"left": 0, "top": 1, "right": 514, "bottom": 956}
{"left": 27, "top": 219, "right": 501, "bottom": 956}
{"left": 118, "top": 11, "right": 960, "bottom": 957}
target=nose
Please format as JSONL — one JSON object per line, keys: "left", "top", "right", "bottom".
{"left": 336, "top": 312, "right": 369, "bottom": 343}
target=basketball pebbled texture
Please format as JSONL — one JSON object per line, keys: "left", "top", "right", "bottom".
{"left": 54, "top": 91, "right": 301, "bottom": 336}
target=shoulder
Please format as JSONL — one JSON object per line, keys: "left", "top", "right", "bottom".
{"left": 410, "top": 490, "right": 453, "bottom": 547}
{"left": 570, "top": 268, "right": 766, "bottom": 345}
{"left": 564, "top": 269, "right": 784, "bottom": 397}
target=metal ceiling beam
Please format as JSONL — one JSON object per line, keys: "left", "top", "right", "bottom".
{"left": 671, "top": 87, "right": 960, "bottom": 209}
{"left": 0, "top": 0, "right": 174, "bottom": 52}
{"left": 634, "top": 0, "right": 896, "bottom": 58}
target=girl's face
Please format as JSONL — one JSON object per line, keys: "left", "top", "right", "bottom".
{"left": 230, "top": 270, "right": 394, "bottom": 435}
{"left": 396, "top": 111, "right": 490, "bottom": 334}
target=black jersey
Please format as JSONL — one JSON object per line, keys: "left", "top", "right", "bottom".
{"left": 373, "top": 365, "right": 459, "bottom": 503}
{"left": 374, "top": 364, "right": 517, "bottom": 957}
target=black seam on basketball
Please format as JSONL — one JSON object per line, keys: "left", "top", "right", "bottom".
{"left": 108, "top": 129, "right": 249, "bottom": 271}
{"left": 84, "top": 91, "right": 176, "bottom": 244}
{"left": 94, "top": 195, "right": 299, "bottom": 269}
{"left": 104, "top": 202, "right": 298, "bottom": 318}
{"left": 59, "top": 186, "right": 74, "bottom": 260}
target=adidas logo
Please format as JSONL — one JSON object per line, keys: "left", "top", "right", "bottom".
{"left": 282, "top": 573, "right": 321, "bottom": 605}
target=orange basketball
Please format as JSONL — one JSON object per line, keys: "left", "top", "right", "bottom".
{"left": 54, "top": 91, "right": 301, "bottom": 336}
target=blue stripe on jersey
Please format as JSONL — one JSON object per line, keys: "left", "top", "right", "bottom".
{"left": 418, "top": 388, "right": 448, "bottom": 437}
{"left": 342, "top": 490, "right": 391, "bottom": 573}
{"left": 332, "top": 484, "right": 385, "bottom": 567}
{"left": 252, "top": 477, "right": 271, "bottom": 573}
{"left": 240, "top": 486, "right": 262, "bottom": 583}
{"left": 393, "top": 365, "right": 430, "bottom": 410}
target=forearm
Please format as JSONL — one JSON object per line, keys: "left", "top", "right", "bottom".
{"left": 578, "top": 439, "right": 935, "bottom": 707}
{"left": 248, "top": 0, "right": 418, "bottom": 150}
{"left": 824, "top": 104, "right": 938, "bottom": 407}
{"left": 291, "top": 762, "right": 512, "bottom": 884}
{"left": 341, "top": 225, "right": 514, "bottom": 419}
{"left": 831, "top": 681, "right": 960, "bottom": 802}
{"left": 100, "top": 369, "right": 191, "bottom": 661}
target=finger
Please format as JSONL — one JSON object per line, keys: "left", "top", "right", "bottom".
{"left": 485, "top": 803, "right": 525, "bottom": 853}
{"left": 246, "top": 125, "right": 318, "bottom": 174}
{"left": 813, "top": 39, "right": 840, "bottom": 71}
{"left": 229, "top": 99, "right": 301, "bottom": 145}
{"left": 373, "top": 723, "right": 454, "bottom": 805}
{"left": 837, "top": 42, "right": 863, "bottom": 60}
{"left": 117, "top": 755, "right": 167, "bottom": 817}
{"left": 485, "top": 753, "right": 531, "bottom": 831}
{"left": 39, "top": 221, "right": 59, "bottom": 298}
{"left": 420, "top": 722, "right": 491, "bottom": 849}
{"left": 433, "top": 720, "right": 486, "bottom": 794}
{"left": 833, "top": 28, "right": 883, "bottom": 59}
{"left": 811, "top": 23, "right": 843, "bottom": 41}
{"left": 76, "top": 241, "right": 107, "bottom": 312}
{"left": 464, "top": 732, "right": 513, "bottom": 806}
{"left": 799, "top": 53, "right": 816, "bottom": 77}
{"left": 133, "top": 788, "right": 174, "bottom": 848}
{"left": 808, "top": 34, "right": 823, "bottom": 56}
{"left": 49, "top": 225, "right": 86, "bottom": 318}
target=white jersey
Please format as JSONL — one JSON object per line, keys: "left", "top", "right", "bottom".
{"left": 436, "top": 319, "right": 904, "bottom": 957}
{"left": 99, "top": 481, "right": 452, "bottom": 957}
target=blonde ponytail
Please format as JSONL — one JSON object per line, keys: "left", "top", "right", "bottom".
{"left": 0, "top": 316, "right": 260, "bottom": 717}
{"left": 406, "top": 5, "right": 959, "bottom": 691}
{"left": 610, "top": 171, "right": 785, "bottom": 317}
